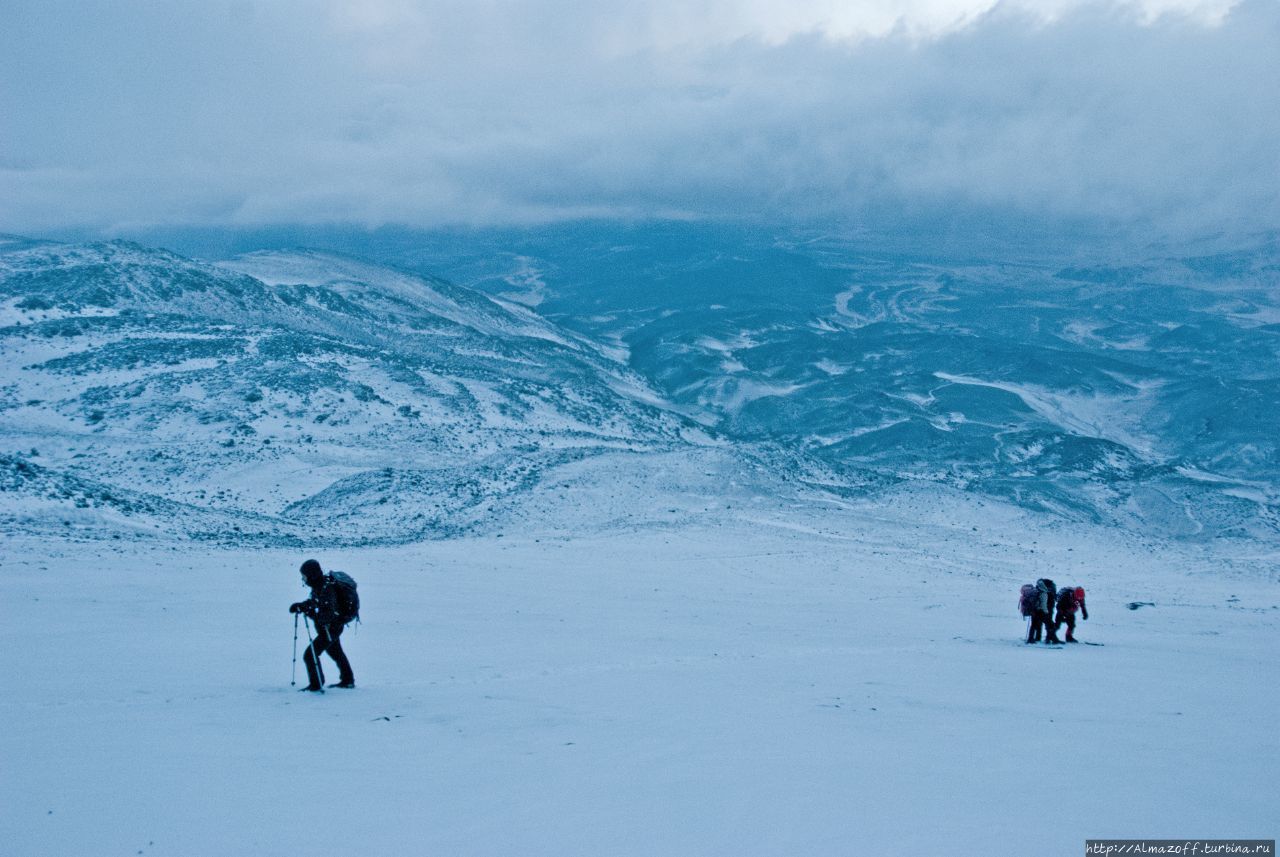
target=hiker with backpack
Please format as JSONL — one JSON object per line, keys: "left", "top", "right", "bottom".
{"left": 1054, "top": 586, "right": 1088, "bottom": 643}
{"left": 1023, "top": 578, "right": 1062, "bottom": 645}
{"left": 289, "top": 559, "right": 359, "bottom": 691}
{"left": 1018, "top": 583, "right": 1038, "bottom": 637}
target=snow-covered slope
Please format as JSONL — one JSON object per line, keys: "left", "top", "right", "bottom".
{"left": 5, "top": 229, "right": 1278, "bottom": 544}
{"left": 0, "top": 240, "right": 714, "bottom": 542}
{"left": 3, "top": 500, "right": 1276, "bottom": 857}
{"left": 402, "top": 224, "right": 1280, "bottom": 541}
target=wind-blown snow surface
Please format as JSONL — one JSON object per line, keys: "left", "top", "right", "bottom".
{"left": 3, "top": 492, "right": 1277, "bottom": 856}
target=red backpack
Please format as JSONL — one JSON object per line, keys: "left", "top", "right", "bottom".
{"left": 1018, "top": 584, "right": 1037, "bottom": 617}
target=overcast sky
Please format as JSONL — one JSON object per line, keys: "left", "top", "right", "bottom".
{"left": 1, "top": 0, "right": 1276, "bottom": 240}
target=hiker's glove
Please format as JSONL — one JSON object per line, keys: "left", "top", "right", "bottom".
{"left": 289, "top": 602, "right": 306, "bottom": 614}
{"left": 1081, "top": 607, "right": 1088, "bottom": 621}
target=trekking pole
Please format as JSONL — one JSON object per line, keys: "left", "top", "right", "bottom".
{"left": 302, "top": 614, "right": 326, "bottom": 693}
{"left": 291, "top": 612, "right": 299, "bottom": 686}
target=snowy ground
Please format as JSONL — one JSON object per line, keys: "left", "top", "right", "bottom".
{"left": 3, "top": 491, "right": 1277, "bottom": 856}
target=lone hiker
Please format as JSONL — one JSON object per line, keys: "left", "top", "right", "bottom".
{"left": 1054, "top": 585, "right": 1088, "bottom": 643}
{"left": 1026, "top": 578, "right": 1062, "bottom": 645}
{"left": 290, "top": 559, "right": 359, "bottom": 691}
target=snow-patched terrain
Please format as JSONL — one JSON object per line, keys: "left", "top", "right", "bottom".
{"left": 5, "top": 232, "right": 1279, "bottom": 544}
{"left": 0, "top": 239, "right": 706, "bottom": 543}
{"left": 3, "top": 489, "right": 1276, "bottom": 856}
{"left": 399, "top": 223, "right": 1280, "bottom": 541}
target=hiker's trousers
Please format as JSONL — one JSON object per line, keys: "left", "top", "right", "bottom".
{"left": 1055, "top": 611, "right": 1077, "bottom": 639}
{"left": 304, "top": 622, "right": 354, "bottom": 687}
{"left": 1028, "top": 610, "right": 1059, "bottom": 643}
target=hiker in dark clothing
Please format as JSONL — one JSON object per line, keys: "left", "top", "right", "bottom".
{"left": 290, "top": 559, "right": 356, "bottom": 691}
{"left": 1055, "top": 586, "right": 1088, "bottom": 643}
{"left": 1019, "top": 583, "right": 1040, "bottom": 640}
{"left": 1027, "top": 578, "right": 1062, "bottom": 645}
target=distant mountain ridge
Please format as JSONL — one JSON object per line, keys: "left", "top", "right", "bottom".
{"left": 2, "top": 230, "right": 1277, "bottom": 544}
{"left": 383, "top": 223, "right": 1280, "bottom": 540}
{"left": 0, "top": 239, "right": 716, "bottom": 542}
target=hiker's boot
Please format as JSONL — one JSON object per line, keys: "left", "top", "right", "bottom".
{"left": 299, "top": 684, "right": 323, "bottom": 692}
{"left": 329, "top": 680, "right": 356, "bottom": 689}
{"left": 1065, "top": 635, "right": 1078, "bottom": 643}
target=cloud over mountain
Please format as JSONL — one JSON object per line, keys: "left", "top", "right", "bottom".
{"left": 1, "top": 0, "right": 1275, "bottom": 239}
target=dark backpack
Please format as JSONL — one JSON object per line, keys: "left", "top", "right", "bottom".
{"left": 1018, "top": 584, "right": 1037, "bottom": 617}
{"left": 328, "top": 571, "right": 360, "bottom": 623}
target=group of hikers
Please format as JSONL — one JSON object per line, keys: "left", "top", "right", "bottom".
{"left": 284, "top": 561, "right": 1092, "bottom": 694}
{"left": 1020, "top": 578, "right": 1087, "bottom": 644}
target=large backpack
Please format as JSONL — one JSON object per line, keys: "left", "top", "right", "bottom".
{"left": 1035, "top": 578, "right": 1056, "bottom": 613}
{"left": 329, "top": 571, "right": 360, "bottom": 624}
{"left": 1018, "top": 584, "right": 1037, "bottom": 617}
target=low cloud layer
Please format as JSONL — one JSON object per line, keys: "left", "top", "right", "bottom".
{"left": 1, "top": 0, "right": 1276, "bottom": 240}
